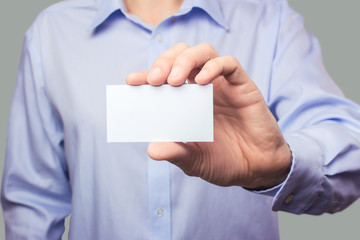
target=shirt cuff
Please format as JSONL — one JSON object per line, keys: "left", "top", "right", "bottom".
{"left": 269, "top": 132, "right": 324, "bottom": 213}
{"left": 247, "top": 181, "right": 284, "bottom": 197}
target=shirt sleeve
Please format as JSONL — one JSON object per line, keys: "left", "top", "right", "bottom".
{"left": 264, "top": 1, "right": 360, "bottom": 215}
{"left": 1, "top": 24, "right": 72, "bottom": 239}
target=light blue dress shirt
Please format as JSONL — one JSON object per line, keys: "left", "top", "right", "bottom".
{"left": 2, "top": 0, "right": 360, "bottom": 239}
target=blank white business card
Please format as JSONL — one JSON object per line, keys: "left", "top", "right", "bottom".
{"left": 106, "top": 84, "right": 213, "bottom": 142}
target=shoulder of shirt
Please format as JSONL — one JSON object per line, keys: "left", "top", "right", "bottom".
{"left": 27, "top": 0, "right": 96, "bottom": 32}
{"left": 37, "top": 0, "right": 96, "bottom": 19}
{"left": 216, "top": 0, "right": 288, "bottom": 24}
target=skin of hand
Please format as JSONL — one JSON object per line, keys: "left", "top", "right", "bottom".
{"left": 126, "top": 42, "right": 292, "bottom": 189}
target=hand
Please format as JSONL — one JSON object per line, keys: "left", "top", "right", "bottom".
{"left": 126, "top": 43, "right": 292, "bottom": 189}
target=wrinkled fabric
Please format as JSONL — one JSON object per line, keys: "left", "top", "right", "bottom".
{"left": 2, "top": 0, "right": 360, "bottom": 239}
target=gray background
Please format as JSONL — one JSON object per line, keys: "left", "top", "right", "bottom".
{"left": 0, "top": 0, "right": 359, "bottom": 239}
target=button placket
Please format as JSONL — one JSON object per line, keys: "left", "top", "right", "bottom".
{"left": 156, "top": 34, "right": 164, "bottom": 43}
{"left": 156, "top": 208, "right": 165, "bottom": 217}
{"left": 147, "top": 26, "right": 172, "bottom": 239}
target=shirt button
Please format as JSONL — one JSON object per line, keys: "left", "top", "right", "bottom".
{"left": 156, "top": 34, "right": 163, "bottom": 43}
{"left": 156, "top": 208, "right": 165, "bottom": 217}
{"left": 284, "top": 193, "right": 294, "bottom": 205}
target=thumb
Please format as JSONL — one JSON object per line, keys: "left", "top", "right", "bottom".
{"left": 147, "top": 142, "right": 198, "bottom": 175}
{"left": 147, "top": 142, "right": 188, "bottom": 161}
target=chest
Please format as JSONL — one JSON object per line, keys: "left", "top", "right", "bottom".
{"left": 41, "top": 14, "right": 277, "bottom": 144}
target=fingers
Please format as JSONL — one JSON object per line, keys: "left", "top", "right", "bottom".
{"left": 195, "top": 56, "right": 249, "bottom": 86}
{"left": 127, "top": 43, "right": 218, "bottom": 86}
{"left": 166, "top": 43, "right": 219, "bottom": 86}
{"left": 147, "top": 142, "right": 188, "bottom": 161}
{"left": 126, "top": 42, "right": 248, "bottom": 87}
{"left": 147, "top": 142, "right": 200, "bottom": 177}
{"left": 126, "top": 71, "right": 149, "bottom": 85}
{"left": 148, "top": 43, "right": 190, "bottom": 85}
{"left": 126, "top": 43, "right": 190, "bottom": 86}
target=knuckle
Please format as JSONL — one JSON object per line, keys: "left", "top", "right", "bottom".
{"left": 174, "top": 42, "right": 190, "bottom": 50}
{"left": 199, "top": 42, "right": 215, "bottom": 51}
{"left": 204, "top": 58, "right": 221, "bottom": 71}
{"left": 225, "top": 56, "right": 238, "bottom": 63}
{"left": 152, "top": 57, "right": 171, "bottom": 69}
{"left": 174, "top": 52, "right": 194, "bottom": 69}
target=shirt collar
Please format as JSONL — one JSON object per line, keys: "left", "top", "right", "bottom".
{"left": 88, "top": 0, "right": 124, "bottom": 31}
{"left": 88, "top": 0, "right": 228, "bottom": 31}
{"left": 191, "top": 0, "right": 228, "bottom": 29}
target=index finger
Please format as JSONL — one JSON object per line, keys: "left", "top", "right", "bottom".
{"left": 126, "top": 43, "right": 190, "bottom": 86}
{"left": 166, "top": 43, "right": 219, "bottom": 86}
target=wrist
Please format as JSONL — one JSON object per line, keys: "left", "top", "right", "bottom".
{"left": 246, "top": 143, "right": 293, "bottom": 190}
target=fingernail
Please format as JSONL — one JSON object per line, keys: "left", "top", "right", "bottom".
{"left": 195, "top": 69, "right": 208, "bottom": 83}
{"left": 168, "top": 66, "right": 182, "bottom": 81}
{"left": 126, "top": 72, "right": 137, "bottom": 79}
{"left": 148, "top": 67, "right": 162, "bottom": 83}
{"left": 126, "top": 72, "right": 137, "bottom": 83}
